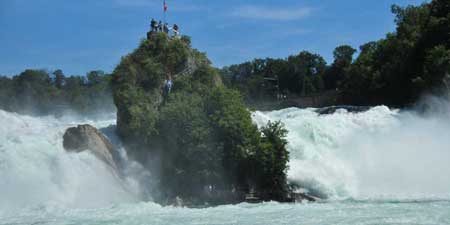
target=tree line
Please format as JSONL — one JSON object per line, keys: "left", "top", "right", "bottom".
{"left": 1, "top": 0, "right": 447, "bottom": 116}
{"left": 0, "top": 69, "right": 115, "bottom": 116}
{"left": 221, "top": 0, "right": 450, "bottom": 107}
{"left": 220, "top": 46, "right": 354, "bottom": 102}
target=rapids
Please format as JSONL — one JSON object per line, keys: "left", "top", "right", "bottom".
{"left": 253, "top": 104, "right": 450, "bottom": 200}
{"left": 0, "top": 111, "right": 145, "bottom": 213}
{"left": 0, "top": 99, "right": 449, "bottom": 224}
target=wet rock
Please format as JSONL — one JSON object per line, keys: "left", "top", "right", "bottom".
{"left": 316, "top": 105, "right": 371, "bottom": 115}
{"left": 63, "top": 124, "right": 119, "bottom": 170}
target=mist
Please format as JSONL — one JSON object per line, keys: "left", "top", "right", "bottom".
{"left": 1, "top": 94, "right": 449, "bottom": 216}
{"left": 0, "top": 111, "right": 141, "bottom": 213}
{"left": 253, "top": 96, "right": 450, "bottom": 200}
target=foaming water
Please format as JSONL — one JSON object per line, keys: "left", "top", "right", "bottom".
{"left": 253, "top": 104, "right": 450, "bottom": 200}
{"left": 0, "top": 110, "right": 140, "bottom": 212}
{"left": 2, "top": 201, "right": 450, "bottom": 225}
{"left": 1, "top": 101, "right": 450, "bottom": 224}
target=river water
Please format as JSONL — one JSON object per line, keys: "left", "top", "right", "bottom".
{"left": 0, "top": 101, "right": 449, "bottom": 225}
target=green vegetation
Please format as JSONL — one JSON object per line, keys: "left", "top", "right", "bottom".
{"left": 0, "top": 69, "right": 114, "bottom": 115}
{"left": 2, "top": 1, "right": 447, "bottom": 112}
{"left": 222, "top": 0, "right": 450, "bottom": 107}
{"left": 220, "top": 47, "right": 353, "bottom": 104}
{"left": 343, "top": 0, "right": 450, "bottom": 105}
{"left": 0, "top": 0, "right": 447, "bottom": 206}
{"left": 112, "top": 32, "right": 289, "bottom": 205}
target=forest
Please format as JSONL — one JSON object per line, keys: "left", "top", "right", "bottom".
{"left": 0, "top": 69, "right": 114, "bottom": 116}
{"left": 221, "top": 0, "right": 450, "bottom": 106}
{"left": 0, "top": 0, "right": 448, "bottom": 114}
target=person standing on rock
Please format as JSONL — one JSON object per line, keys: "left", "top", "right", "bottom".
{"left": 158, "top": 21, "right": 163, "bottom": 32}
{"left": 150, "top": 18, "right": 156, "bottom": 32}
{"left": 173, "top": 24, "right": 179, "bottom": 37}
{"left": 163, "top": 77, "right": 173, "bottom": 97}
{"left": 163, "top": 23, "right": 169, "bottom": 34}
{"left": 166, "top": 79, "right": 173, "bottom": 93}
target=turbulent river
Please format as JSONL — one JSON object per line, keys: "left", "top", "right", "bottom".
{"left": 1, "top": 100, "right": 450, "bottom": 225}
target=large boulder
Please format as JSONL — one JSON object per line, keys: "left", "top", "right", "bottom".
{"left": 63, "top": 124, "right": 119, "bottom": 170}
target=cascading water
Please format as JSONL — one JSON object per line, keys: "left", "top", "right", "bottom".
{"left": 252, "top": 100, "right": 450, "bottom": 200}
{"left": 0, "top": 100, "right": 449, "bottom": 225}
{"left": 0, "top": 110, "right": 143, "bottom": 212}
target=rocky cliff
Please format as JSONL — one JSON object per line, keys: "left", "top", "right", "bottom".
{"left": 111, "top": 33, "right": 290, "bottom": 206}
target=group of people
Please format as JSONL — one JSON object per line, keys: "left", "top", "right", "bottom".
{"left": 148, "top": 18, "right": 178, "bottom": 98}
{"left": 150, "top": 18, "right": 180, "bottom": 36}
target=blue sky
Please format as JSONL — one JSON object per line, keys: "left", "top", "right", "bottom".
{"left": 0, "top": 0, "right": 426, "bottom": 76}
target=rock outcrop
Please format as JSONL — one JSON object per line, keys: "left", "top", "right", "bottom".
{"left": 112, "top": 32, "right": 290, "bottom": 206}
{"left": 63, "top": 124, "right": 119, "bottom": 170}
{"left": 316, "top": 105, "right": 371, "bottom": 115}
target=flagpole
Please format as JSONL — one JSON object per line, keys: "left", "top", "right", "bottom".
{"left": 163, "top": 0, "right": 167, "bottom": 25}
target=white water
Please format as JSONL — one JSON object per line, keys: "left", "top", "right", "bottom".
{"left": 0, "top": 111, "right": 144, "bottom": 213}
{"left": 253, "top": 104, "right": 450, "bottom": 200}
{"left": 0, "top": 100, "right": 450, "bottom": 224}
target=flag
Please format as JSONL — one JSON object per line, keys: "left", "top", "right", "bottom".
{"left": 164, "top": 0, "right": 167, "bottom": 12}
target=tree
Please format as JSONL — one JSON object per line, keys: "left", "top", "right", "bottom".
{"left": 285, "top": 51, "right": 326, "bottom": 95}
{"left": 333, "top": 45, "right": 357, "bottom": 66}
{"left": 257, "top": 121, "right": 289, "bottom": 200}
{"left": 0, "top": 76, "right": 14, "bottom": 111}
{"left": 422, "top": 45, "right": 450, "bottom": 92}
{"left": 52, "top": 69, "right": 65, "bottom": 89}
{"left": 86, "top": 70, "right": 105, "bottom": 86}
{"left": 324, "top": 45, "right": 356, "bottom": 90}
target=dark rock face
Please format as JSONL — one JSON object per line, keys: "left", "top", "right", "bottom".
{"left": 316, "top": 105, "right": 371, "bottom": 115}
{"left": 63, "top": 124, "right": 119, "bottom": 170}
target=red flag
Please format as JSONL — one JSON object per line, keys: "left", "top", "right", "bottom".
{"left": 164, "top": 0, "right": 167, "bottom": 12}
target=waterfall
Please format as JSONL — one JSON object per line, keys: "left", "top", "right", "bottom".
{"left": 0, "top": 110, "right": 139, "bottom": 212}
{"left": 253, "top": 102, "right": 450, "bottom": 200}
